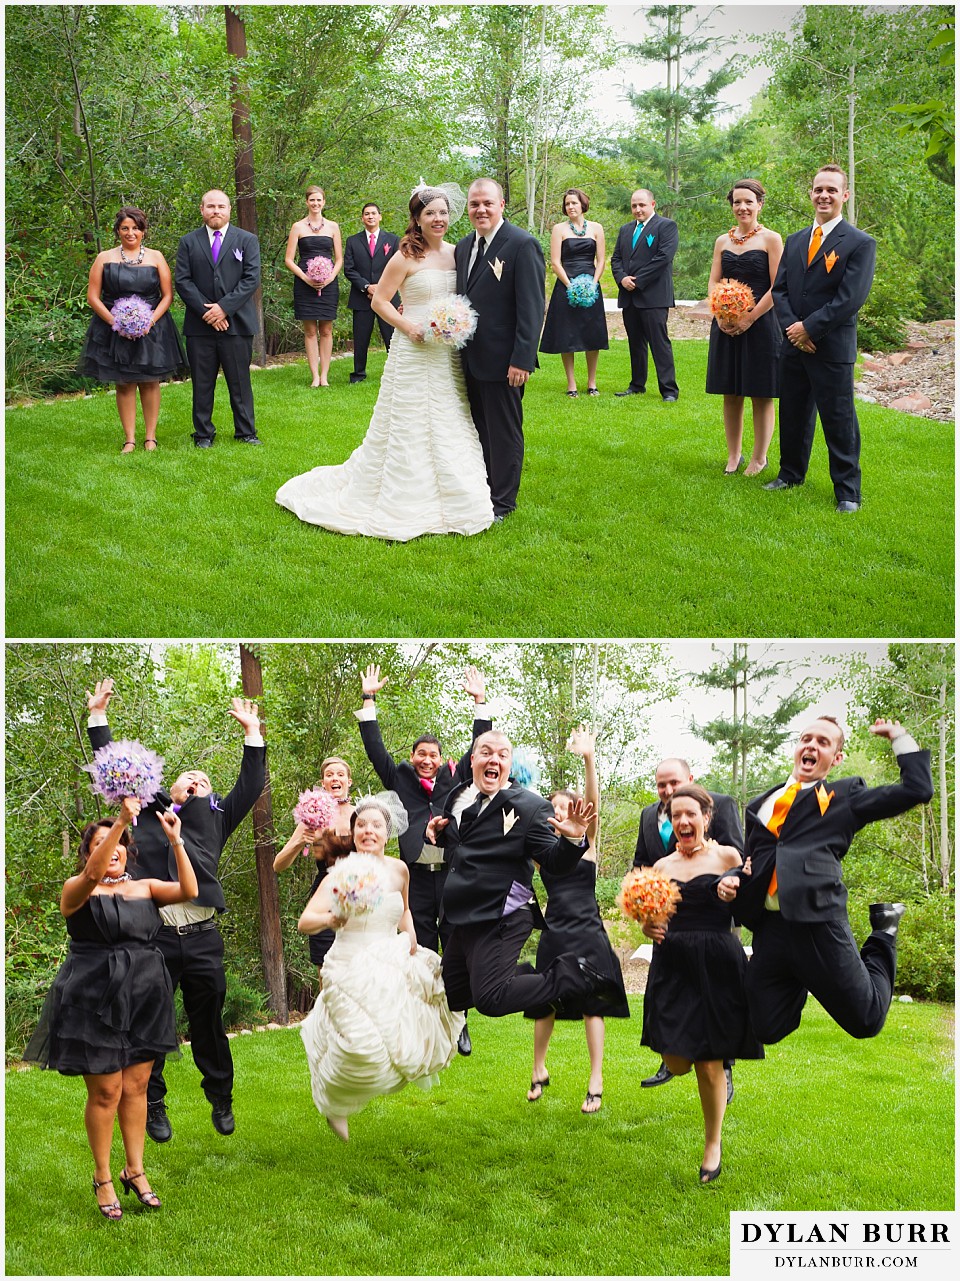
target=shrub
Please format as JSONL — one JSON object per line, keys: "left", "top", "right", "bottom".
{"left": 858, "top": 245, "right": 924, "bottom": 353}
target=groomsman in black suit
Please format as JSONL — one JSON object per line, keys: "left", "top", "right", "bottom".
{"left": 634, "top": 756, "right": 743, "bottom": 1097}
{"left": 720, "top": 716, "right": 932, "bottom": 1044}
{"left": 355, "top": 661, "right": 491, "bottom": 1056}
{"left": 175, "top": 189, "right": 262, "bottom": 447}
{"left": 611, "top": 189, "right": 679, "bottom": 401}
{"left": 767, "top": 165, "right": 877, "bottom": 512}
{"left": 343, "top": 203, "right": 400, "bottom": 383}
{"left": 428, "top": 731, "right": 616, "bottom": 1020}
{"left": 86, "top": 678, "right": 266, "bottom": 1142}
{"left": 455, "top": 179, "right": 546, "bottom": 520}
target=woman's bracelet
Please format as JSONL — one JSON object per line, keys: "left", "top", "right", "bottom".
{"left": 361, "top": 693, "right": 376, "bottom": 702}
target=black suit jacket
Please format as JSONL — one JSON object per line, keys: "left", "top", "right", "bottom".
{"left": 437, "top": 781, "right": 584, "bottom": 927}
{"left": 357, "top": 713, "right": 492, "bottom": 866}
{"left": 88, "top": 723, "right": 266, "bottom": 912}
{"left": 772, "top": 221, "right": 876, "bottom": 363}
{"left": 175, "top": 224, "right": 261, "bottom": 338}
{"left": 343, "top": 230, "right": 401, "bottom": 311}
{"left": 455, "top": 220, "right": 545, "bottom": 380}
{"left": 733, "top": 751, "right": 933, "bottom": 929}
{"left": 611, "top": 214, "right": 677, "bottom": 310}
{"left": 633, "top": 791, "right": 744, "bottom": 868}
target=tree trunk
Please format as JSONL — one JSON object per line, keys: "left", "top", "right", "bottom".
{"left": 937, "top": 684, "right": 950, "bottom": 890}
{"left": 224, "top": 6, "right": 266, "bottom": 366}
{"left": 238, "top": 643, "right": 287, "bottom": 1022}
{"left": 846, "top": 61, "right": 857, "bottom": 226}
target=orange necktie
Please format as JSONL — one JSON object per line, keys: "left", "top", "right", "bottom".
{"left": 766, "top": 780, "right": 802, "bottom": 895}
{"left": 807, "top": 224, "right": 823, "bottom": 266}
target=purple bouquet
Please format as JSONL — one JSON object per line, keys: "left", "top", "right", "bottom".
{"left": 293, "top": 787, "right": 340, "bottom": 835}
{"left": 84, "top": 739, "right": 165, "bottom": 806}
{"left": 326, "top": 853, "right": 384, "bottom": 918}
{"left": 305, "top": 256, "right": 336, "bottom": 293}
{"left": 110, "top": 295, "right": 155, "bottom": 338}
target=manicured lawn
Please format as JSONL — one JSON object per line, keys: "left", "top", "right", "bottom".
{"left": 4, "top": 998, "right": 954, "bottom": 1277}
{"left": 5, "top": 342, "right": 953, "bottom": 638}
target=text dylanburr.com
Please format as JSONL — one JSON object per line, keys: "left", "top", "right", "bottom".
{"left": 730, "top": 1213, "right": 955, "bottom": 1278}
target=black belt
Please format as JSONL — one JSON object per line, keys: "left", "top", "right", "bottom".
{"left": 161, "top": 919, "right": 218, "bottom": 936}
{"left": 413, "top": 862, "right": 447, "bottom": 874}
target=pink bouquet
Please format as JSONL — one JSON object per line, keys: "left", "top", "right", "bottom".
{"left": 110, "top": 296, "right": 154, "bottom": 338}
{"left": 84, "top": 740, "right": 165, "bottom": 806}
{"left": 425, "top": 294, "right": 478, "bottom": 348}
{"left": 305, "top": 256, "right": 336, "bottom": 293}
{"left": 293, "top": 788, "right": 340, "bottom": 833}
{"left": 326, "top": 853, "right": 384, "bottom": 918}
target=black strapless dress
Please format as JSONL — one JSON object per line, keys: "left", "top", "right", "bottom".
{"left": 539, "top": 237, "right": 609, "bottom": 354}
{"left": 79, "top": 261, "right": 187, "bottom": 385}
{"left": 641, "top": 874, "right": 764, "bottom": 1062}
{"left": 23, "top": 894, "right": 178, "bottom": 1075}
{"left": 705, "top": 248, "right": 781, "bottom": 397}
{"left": 294, "top": 235, "right": 340, "bottom": 320}
{"left": 306, "top": 861, "right": 336, "bottom": 968}
{"left": 525, "top": 859, "right": 629, "bottom": 1020}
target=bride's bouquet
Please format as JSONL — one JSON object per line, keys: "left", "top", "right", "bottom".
{"left": 617, "top": 867, "right": 682, "bottom": 926}
{"left": 326, "top": 853, "right": 384, "bottom": 918}
{"left": 83, "top": 739, "right": 165, "bottom": 813}
{"left": 566, "top": 274, "right": 599, "bottom": 308}
{"left": 293, "top": 788, "right": 340, "bottom": 838}
{"left": 305, "top": 255, "right": 336, "bottom": 294}
{"left": 425, "top": 294, "right": 478, "bottom": 348}
{"left": 110, "top": 295, "right": 155, "bottom": 339}
{"left": 709, "top": 278, "right": 755, "bottom": 325}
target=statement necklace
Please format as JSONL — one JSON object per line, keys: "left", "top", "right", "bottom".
{"left": 306, "top": 217, "right": 326, "bottom": 234}
{"left": 728, "top": 223, "right": 764, "bottom": 246}
{"left": 568, "top": 220, "right": 588, "bottom": 237}
{"left": 677, "top": 839, "right": 707, "bottom": 859}
{"left": 119, "top": 245, "right": 145, "bottom": 265}
{"left": 100, "top": 872, "right": 132, "bottom": 885}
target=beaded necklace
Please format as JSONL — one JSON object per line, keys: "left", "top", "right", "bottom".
{"left": 728, "top": 223, "right": 764, "bottom": 246}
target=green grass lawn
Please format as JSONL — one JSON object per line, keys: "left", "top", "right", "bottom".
{"left": 4, "top": 997, "right": 954, "bottom": 1277}
{"left": 5, "top": 341, "right": 953, "bottom": 638}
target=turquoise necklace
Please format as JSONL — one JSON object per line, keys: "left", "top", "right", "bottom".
{"left": 568, "top": 220, "right": 588, "bottom": 237}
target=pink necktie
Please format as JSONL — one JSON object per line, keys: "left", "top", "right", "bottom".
{"left": 211, "top": 230, "right": 222, "bottom": 263}
{"left": 369, "top": 233, "right": 376, "bottom": 257}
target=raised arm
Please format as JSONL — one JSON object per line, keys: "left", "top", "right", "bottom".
{"left": 566, "top": 724, "right": 599, "bottom": 846}
{"left": 219, "top": 698, "right": 266, "bottom": 840}
{"left": 355, "top": 663, "right": 402, "bottom": 790}
{"left": 149, "top": 809, "right": 199, "bottom": 905}
{"left": 61, "top": 798, "right": 141, "bottom": 916}
{"left": 274, "top": 821, "right": 321, "bottom": 873}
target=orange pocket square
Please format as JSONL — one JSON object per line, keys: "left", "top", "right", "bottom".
{"left": 824, "top": 250, "right": 839, "bottom": 273}
{"left": 816, "top": 784, "right": 835, "bottom": 815}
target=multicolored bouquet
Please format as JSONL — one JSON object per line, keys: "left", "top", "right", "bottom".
{"left": 617, "top": 867, "right": 682, "bottom": 926}
{"left": 326, "top": 853, "right": 384, "bottom": 918}
{"left": 305, "top": 255, "right": 336, "bottom": 293}
{"left": 709, "top": 278, "right": 756, "bottom": 324}
{"left": 110, "top": 296, "right": 155, "bottom": 339}
{"left": 293, "top": 788, "right": 340, "bottom": 837}
{"left": 425, "top": 294, "right": 478, "bottom": 348}
{"left": 83, "top": 740, "right": 165, "bottom": 812}
{"left": 567, "top": 274, "right": 599, "bottom": 308}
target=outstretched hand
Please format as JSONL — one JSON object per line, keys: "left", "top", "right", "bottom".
{"left": 362, "top": 663, "right": 389, "bottom": 696}
{"left": 157, "top": 808, "right": 182, "bottom": 843}
{"left": 869, "top": 718, "right": 905, "bottom": 741}
{"left": 565, "top": 724, "right": 596, "bottom": 757}
{"left": 87, "top": 678, "right": 114, "bottom": 715}
{"left": 229, "top": 697, "right": 261, "bottom": 735}
{"left": 547, "top": 797, "right": 595, "bottom": 841}
{"left": 463, "top": 665, "right": 485, "bottom": 703}
{"left": 119, "top": 796, "right": 142, "bottom": 826}
{"left": 425, "top": 815, "right": 449, "bottom": 846}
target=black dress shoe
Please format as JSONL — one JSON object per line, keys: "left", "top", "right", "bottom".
{"left": 194, "top": 438, "right": 214, "bottom": 449}
{"left": 349, "top": 373, "right": 367, "bottom": 383}
{"left": 641, "top": 1062, "right": 674, "bottom": 1088}
{"left": 869, "top": 902, "right": 906, "bottom": 936}
{"left": 661, "top": 393, "right": 679, "bottom": 402}
{"left": 576, "top": 957, "right": 621, "bottom": 1005}
{"left": 763, "top": 478, "right": 797, "bottom": 491}
{"left": 237, "top": 437, "right": 263, "bottom": 445}
{"left": 457, "top": 1023, "right": 472, "bottom": 1057}
{"left": 725, "top": 1065, "right": 734, "bottom": 1103}
{"left": 836, "top": 499, "right": 860, "bottom": 513}
{"left": 614, "top": 387, "right": 645, "bottom": 397}
{"left": 210, "top": 1096, "right": 235, "bottom": 1135}
{"left": 146, "top": 1100, "right": 172, "bottom": 1143}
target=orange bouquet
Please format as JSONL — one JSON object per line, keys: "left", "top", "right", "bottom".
{"left": 709, "top": 278, "right": 756, "bottom": 323}
{"left": 618, "top": 867, "right": 682, "bottom": 925}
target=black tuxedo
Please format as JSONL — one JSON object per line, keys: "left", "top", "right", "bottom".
{"left": 455, "top": 220, "right": 546, "bottom": 516}
{"left": 357, "top": 711, "right": 491, "bottom": 952}
{"left": 610, "top": 214, "right": 679, "bottom": 397}
{"left": 633, "top": 791, "right": 744, "bottom": 868}
{"left": 88, "top": 720, "right": 266, "bottom": 1104}
{"left": 735, "top": 750, "right": 932, "bottom": 1043}
{"left": 343, "top": 229, "right": 400, "bottom": 377}
{"left": 175, "top": 222, "right": 261, "bottom": 442}
{"left": 771, "top": 219, "right": 877, "bottom": 502}
{"left": 436, "top": 781, "right": 590, "bottom": 1016}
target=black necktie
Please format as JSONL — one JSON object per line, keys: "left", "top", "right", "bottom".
{"left": 458, "top": 793, "right": 484, "bottom": 839}
{"left": 469, "top": 236, "right": 487, "bottom": 283}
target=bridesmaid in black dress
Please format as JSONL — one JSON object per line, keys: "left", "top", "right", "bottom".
{"left": 284, "top": 185, "right": 344, "bottom": 387}
{"left": 525, "top": 727, "right": 628, "bottom": 1114}
{"left": 23, "top": 798, "right": 197, "bottom": 1219}
{"left": 705, "top": 180, "right": 784, "bottom": 475}
{"left": 80, "top": 206, "right": 186, "bottom": 451}
{"left": 640, "top": 784, "right": 762, "bottom": 1184}
{"left": 539, "top": 188, "right": 609, "bottom": 396}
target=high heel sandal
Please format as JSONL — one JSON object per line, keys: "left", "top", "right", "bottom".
{"left": 143, "top": 438, "right": 158, "bottom": 451}
{"left": 527, "top": 1075, "right": 550, "bottom": 1102}
{"left": 92, "top": 1176, "right": 122, "bottom": 1221}
{"left": 699, "top": 1143, "right": 722, "bottom": 1185}
{"left": 119, "top": 1168, "right": 161, "bottom": 1209}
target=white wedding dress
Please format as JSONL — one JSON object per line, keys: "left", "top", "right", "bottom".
{"left": 299, "top": 883, "right": 464, "bottom": 1121}
{"left": 276, "top": 268, "right": 494, "bottom": 540}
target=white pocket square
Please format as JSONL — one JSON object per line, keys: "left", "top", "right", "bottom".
{"left": 233, "top": 248, "right": 243, "bottom": 261}
{"left": 503, "top": 808, "right": 518, "bottom": 835}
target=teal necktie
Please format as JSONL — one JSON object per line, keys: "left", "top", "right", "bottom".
{"left": 631, "top": 220, "right": 644, "bottom": 250}
{"left": 659, "top": 813, "right": 673, "bottom": 848}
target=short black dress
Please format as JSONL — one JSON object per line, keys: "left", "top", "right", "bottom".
{"left": 307, "top": 861, "right": 336, "bottom": 969}
{"left": 294, "top": 234, "right": 339, "bottom": 321}
{"left": 23, "top": 894, "right": 178, "bottom": 1075}
{"left": 705, "top": 248, "right": 781, "bottom": 398}
{"left": 539, "top": 237, "right": 609, "bottom": 354}
{"left": 525, "top": 858, "right": 629, "bottom": 1020}
{"left": 79, "top": 261, "right": 187, "bottom": 385}
{"left": 641, "top": 874, "right": 764, "bottom": 1062}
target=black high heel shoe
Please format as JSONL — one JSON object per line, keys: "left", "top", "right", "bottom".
{"left": 92, "top": 1176, "right": 122, "bottom": 1221}
{"left": 699, "top": 1143, "right": 722, "bottom": 1185}
{"left": 119, "top": 1168, "right": 161, "bottom": 1209}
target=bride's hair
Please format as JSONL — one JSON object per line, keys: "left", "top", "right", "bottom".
{"left": 400, "top": 190, "right": 449, "bottom": 261}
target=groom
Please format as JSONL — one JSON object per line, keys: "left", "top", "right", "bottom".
{"left": 456, "top": 179, "right": 546, "bottom": 520}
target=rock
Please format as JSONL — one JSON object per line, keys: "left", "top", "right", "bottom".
{"left": 898, "top": 994, "right": 914, "bottom": 1003}
{"left": 889, "top": 394, "right": 932, "bottom": 413}
{"left": 240, "top": 1028, "right": 253, "bottom": 1035}
{"left": 887, "top": 351, "right": 913, "bottom": 366}
{"left": 861, "top": 358, "right": 886, "bottom": 371}
{"left": 227, "top": 1032, "right": 238, "bottom": 1039}
{"left": 906, "top": 340, "right": 929, "bottom": 350}
{"left": 856, "top": 394, "right": 878, "bottom": 403}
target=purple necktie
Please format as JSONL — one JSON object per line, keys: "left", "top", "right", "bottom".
{"left": 211, "top": 229, "right": 222, "bottom": 263}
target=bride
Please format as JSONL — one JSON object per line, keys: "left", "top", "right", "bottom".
{"left": 297, "top": 793, "right": 464, "bottom": 1141}
{"left": 276, "top": 184, "right": 494, "bottom": 540}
